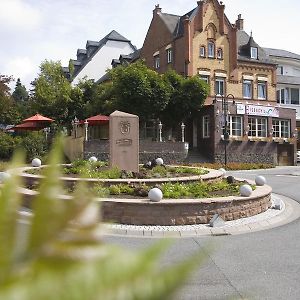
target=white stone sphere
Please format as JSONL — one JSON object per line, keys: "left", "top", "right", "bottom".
{"left": 89, "top": 156, "right": 98, "bottom": 163}
{"left": 240, "top": 184, "right": 253, "bottom": 197}
{"left": 219, "top": 168, "right": 226, "bottom": 175}
{"left": 31, "top": 158, "right": 42, "bottom": 167}
{"left": 0, "top": 172, "right": 11, "bottom": 183}
{"left": 255, "top": 175, "right": 266, "bottom": 186}
{"left": 155, "top": 158, "right": 164, "bottom": 166}
{"left": 148, "top": 188, "right": 163, "bottom": 202}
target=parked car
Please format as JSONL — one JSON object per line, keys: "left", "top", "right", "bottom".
{"left": 297, "top": 151, "right": 300, "bottom": 163}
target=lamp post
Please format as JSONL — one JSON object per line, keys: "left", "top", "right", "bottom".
{"left": 158, "top": 121, "right": 163, "bottom": 142}
{"left": 84, "top": 119, "right": 89, "bottom": 141}
{"left": 181, "top": 122, "right": 185, "bottom": 142}
{"left": 73, "top": 116, "right": 79, "bottom": 138}
{"left": 215, "top": 94, "right": 235, "bottom": 167}
{"left": 43, "top": 127, "right": 50, "bottom": 140}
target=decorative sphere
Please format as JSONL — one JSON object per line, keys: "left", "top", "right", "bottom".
{"left": 226, "top": 175, "right": 235, "bottom": 184}
{"left": 89, "top": 156, "right": 98, "bottom": 163}
{"left": 148, "top": 188, "right": 163, "bottom": 202}
{"left": 240, "top": 184, "right": 253, "bottom": 197}
{"left": 32, "top": 158, "right": 42, "bottom": 167}
{"left": 255, "top": 175, "right": 266, "bottom": 186}
{"left": 0, "top": 172, "right": 11, "bottom": 183}
{"left": 155, "top": 158, "right": 164, "bottom": 166}
{"left": 219, "top": 168, "right": 226, "bottom": 174}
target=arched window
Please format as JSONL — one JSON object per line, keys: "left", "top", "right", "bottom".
{"left": 208, "top": 41, "right": 215, "bottom": 58}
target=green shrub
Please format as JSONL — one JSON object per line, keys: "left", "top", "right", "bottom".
{"left": 0, "top": 132, "right": 20, "bottom": 160}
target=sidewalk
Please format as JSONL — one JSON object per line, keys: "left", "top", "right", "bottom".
{"left": 103, "top": 194, "right": 300, "bottom": 238}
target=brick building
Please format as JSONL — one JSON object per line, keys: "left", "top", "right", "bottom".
{"left": 140, "top": 0, "right": 297, "bottom": 165}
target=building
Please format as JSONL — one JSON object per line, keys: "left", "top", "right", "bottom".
{"left": 64, "top": 30, "right": 137, "bottom": 85}
{"left": 264, "top": 48, "right": 300, "bottom": 149}
{"left": 140, "top": 0, "right": 297, "bottom": 165}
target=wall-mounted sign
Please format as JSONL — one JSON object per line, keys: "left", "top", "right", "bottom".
{"left": 246, "top": 105, "right": 279, "bottom": 117}
{"left": 236, "top": 104, "right": 246, "bottom": 115}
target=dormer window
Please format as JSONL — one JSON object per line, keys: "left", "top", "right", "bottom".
{"left": 208, "top": 41, "right": 215, "bottom": 58}
{"left": 251, "top": 47, "right": 258, "bottom": 59}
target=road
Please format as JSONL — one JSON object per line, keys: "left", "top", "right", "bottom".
{"left": 104, "top": 166, "right": 300, "bottom": 300}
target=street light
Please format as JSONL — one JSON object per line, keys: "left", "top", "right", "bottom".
{"left": 181, "top": 122, "right": 185, "bottom": 142}
{"left": 215, "top": 94, "right": 235, "bottom": 167}
{"left": 84, "top": 119, "right": 89, "bottom": 141}
{"left": 73, "top": 116, "right": 79, "bottom": 138}
{"left": 158, "top": 121, "right": 163, "bottom": 142}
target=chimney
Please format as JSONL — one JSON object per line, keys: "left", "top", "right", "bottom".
{"left": 183, "top": 15, "right": 192, "bottom": 76}
{"left": 235, "top": 14, "right": 244, "bottom": 30}
{"left": 219, "top": 1, "right": 225, "bottom": 34}
{"left": 153, "top": 4, "right": 162, "bottom": 15}
{"left": 195, "top": 0, "right": 204, "bottom": 32}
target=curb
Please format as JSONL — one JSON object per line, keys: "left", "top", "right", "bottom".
{"left": 102, "top": 193, "right": 300, "bottom": 238}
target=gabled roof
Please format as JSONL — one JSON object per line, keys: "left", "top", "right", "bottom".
{"left": 237, "top": 30, "right": 274, "bottom": 65}
{"left": 264, "top": 48, "right": 300, "bottom": 61}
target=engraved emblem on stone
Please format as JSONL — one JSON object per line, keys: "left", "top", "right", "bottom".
{"left": 119, "top": 121, "right": 130, "bottom": 134}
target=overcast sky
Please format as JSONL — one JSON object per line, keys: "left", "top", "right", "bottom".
{"left": 1, "top": 0, "right": 300, "bottom": 91}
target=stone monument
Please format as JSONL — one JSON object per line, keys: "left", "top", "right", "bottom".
{"left": 109, "top": 110, "right": 139, "bottom": 173}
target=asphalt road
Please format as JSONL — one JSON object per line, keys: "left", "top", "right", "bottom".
{"left": 104, "top": 166, "right": 300, "bottom": 300}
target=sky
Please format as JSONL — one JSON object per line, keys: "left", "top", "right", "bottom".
{"left": 1, "top": 0, "right": 300, "bottom": 91}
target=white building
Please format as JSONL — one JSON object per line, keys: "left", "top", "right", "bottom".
{"left": 64, "top": 30, "right": 137, "bottom": 85}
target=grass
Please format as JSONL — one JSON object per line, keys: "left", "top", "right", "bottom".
{"left": 189, "top": 162, "right": 275, "bottom": 170}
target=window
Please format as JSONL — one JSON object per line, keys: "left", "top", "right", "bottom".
{"left": 272, "top": 119, "right": 290, "bottom": 138}
{"left": 200, "top": 46, "right": 206, "bottom": 57}
{"left": 167, "top": 49, "right": 172, "bottom": 63}
{"left": 250, "top": 47, "right": 258, "bottom": 59}
{"left": 154, "top": 56, "right": 160, "bottom": 69}
{"left": 277, "top": 66, "right": 284, "bottom": 75}
{"left": 291, "top": 88, "right": 300, "bottom": 105}
{"left": 208, "top": 41, "right": 215, "bottom": 58}
{"left": 277, "top": 88, "right": 288, "bottom": 104}
{"left": 202, "top": 115, "right": 210, "bottom": 138}
{"left": 199, "top": 75, "right": 209, "bottom": 84}
{"left": 215, "top": 78, "right": 225, "bottom": 96}
{"left": 258, "top": 81, "right": 267, "bottom": 100}
{"left": 248, "top": 117, "right": 267, "bottom": 137}
{"left": 243, "top": 80, "right": 252, "bottom": 99}
{"left": 217, "top": 48, "right": 223, "bottom": 59}
{"left": 228, "top": 116, "right": 243, "bottom": 137}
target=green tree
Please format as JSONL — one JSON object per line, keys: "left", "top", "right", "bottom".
{"left": 31, "top": 60, "right": 73, "bottom": 126}
{"left": 0, "top": 75, "right": 22, "bottom": 124}
{"left": 12, "top": 78, "right": 28, "bottom": 102}
{"left": 162, "top": 70, "right": 210, "bottom": 126}
{"left": 108, "top": 61, "right": 171, "bottom": 120}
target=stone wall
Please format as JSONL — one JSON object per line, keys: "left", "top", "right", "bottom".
{"left": 101, "top": 186, "right": 272, "bottom": 225}
{"left": 83, "top": 139, "right": 188, "bottom": 164}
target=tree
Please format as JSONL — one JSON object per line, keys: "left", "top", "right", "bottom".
{"left": 12, "top": 78, "right": 28, "bottom": 102}
{"left": 0, "top": 74, "right": 22, "bottom": 124}
{"left": 31, "top": 60, "right": 73, "bottom": 126}
{"left": 108, "top": 61, "right": 171, "bottom": 120}
{"left": 161, "top": 70, "right": 209, "bottom": 126}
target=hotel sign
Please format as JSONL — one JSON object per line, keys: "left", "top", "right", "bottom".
{"left": 236, "top": 104, "right": 279, "bottom": 117}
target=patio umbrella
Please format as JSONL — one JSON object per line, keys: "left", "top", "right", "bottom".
{"left": 23, "top": 114, "right": 54, "bottom": 123}
{"left": 80, "top": 114, "right": 109, "bottom": 126}
{"left": 11, "top": 122, "right": 45, "bottom": 131}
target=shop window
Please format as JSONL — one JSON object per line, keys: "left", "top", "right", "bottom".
{"left": 248, "top": 117, "right": 267, "bottom": 137}
{"left": 272, "top": 119, "right": 290, "bottom": 138}
{"left": 258, "top": 81, "right": 267, "bottom": 100}
{"left": 243, "top": 80, "right": 252, "bottom": 99}
{"left": 228, "top": 116, "right": 243, "bottom": 137}
{"left": 215, "top": 77, "right": 225, "bottom": 96}
{"left": 202, "top": 115, "right": 210, "bottom": 138}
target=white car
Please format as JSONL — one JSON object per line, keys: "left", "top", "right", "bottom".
{"left": 297, "top": 151, "right": 300, "bottom": 163}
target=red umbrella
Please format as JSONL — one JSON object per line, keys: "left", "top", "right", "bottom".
{"left": 80, "top": 114, "right": 109, "bottom": 126}
{"left": 23, "top": 114, "right": 54, "bottom": 123}
{"left": 11, "top": 122, "right": 45, "bottom": 131}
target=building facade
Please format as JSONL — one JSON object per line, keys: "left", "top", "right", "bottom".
{"left": 140, "top": 0, "right": 297, "bottom": 165}
{"left": 264, "top": 48, "right": 300, "bottom": 149}
{"left": 63, "top": 30, "right": 137, "bottom": 85}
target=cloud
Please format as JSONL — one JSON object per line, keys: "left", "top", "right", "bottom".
{"left": 0, "top": 0, "right": 41, "bottom": 30}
